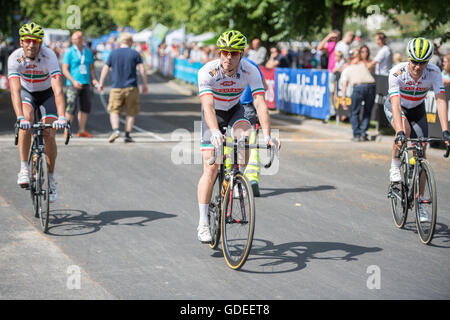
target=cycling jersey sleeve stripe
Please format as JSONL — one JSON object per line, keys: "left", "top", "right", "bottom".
{"left": 251, "top": 88, "right": 264, "bottom": 93}
{"left": 252, "top": 91, "right": 265, "bottom": 97}
{"left": 8, "top": 73, "right": 20, "bottom": 78}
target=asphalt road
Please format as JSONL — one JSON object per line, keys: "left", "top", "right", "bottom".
{"left": 0, "top": 71, "right": 449, "bottom": 300}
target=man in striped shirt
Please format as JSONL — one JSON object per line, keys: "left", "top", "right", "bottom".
{"left": 8, "top": 23, "right": 67, "bottom": 202}
{"left": 196, "top": 30, "right": 278, "bottom": 243}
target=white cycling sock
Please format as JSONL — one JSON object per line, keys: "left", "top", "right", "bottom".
{"left": 391, "top": 159, "right": 401, "bottom": 168}
{"left": 198, "top": 203, "right": 209, "bottom": 226}
{"left": 21, "top": 161, "right": 28, "bottom": 171}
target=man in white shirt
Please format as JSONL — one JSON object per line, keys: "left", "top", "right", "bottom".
{"left": 335, "top": 31, "right": 354, "bottom": 60}
{"left": 367, "top": 32, "right": 392, "bottom": 76}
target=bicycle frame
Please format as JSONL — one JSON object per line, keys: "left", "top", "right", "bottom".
{"left": 399, "top": 138, "right": 449, "bottom": 205}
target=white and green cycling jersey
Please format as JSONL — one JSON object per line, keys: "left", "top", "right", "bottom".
{"left": 8, "top": 46, "right": 62, "bottom": 92}
{"left": 388, "top": 62, "right": 445, "bottom": 109}
{"left": 198, "top": 58, "right": 265, "bottom": 111}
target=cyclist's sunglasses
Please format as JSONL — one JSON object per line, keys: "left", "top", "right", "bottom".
{"left": 21, "top": 37, "right": 42, "bottom": 44}
{"left": 220, "top": 50, "right": 241, "bottom": 57}
{"left": 410, "top": 59, "right": 428, "bottom": 66}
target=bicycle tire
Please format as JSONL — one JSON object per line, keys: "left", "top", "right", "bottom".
{"left": 414, "top": 160, "right": 437, "bottom": 245}
{"left": 390, "top": 152, "right": 408, "bottom": 228}
{"left": 221, "top": 173, "right": 255, "bottom": 270}
{"left": 37, "top": 154, "right": 50, "bottom": 233}
{"left": 28, "top": 151, "right": 39, "bottom": 218}
{"left": 208, "top": 173, "right": 222, "bottom": 250}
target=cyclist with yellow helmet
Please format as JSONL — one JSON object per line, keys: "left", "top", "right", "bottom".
{"left": 385, "top": 37, "right": 449, "bottom": 221}
{"left": 8, "top": 22, "right": 67, "bottom": 202}
{"left": 196, "top": 30, "right": 279, "bottom": 242}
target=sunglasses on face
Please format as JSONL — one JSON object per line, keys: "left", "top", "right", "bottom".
{"left": 220, "top": 50, "right": 241, "bottom": 57}
{"left": 410, "top": 59, "right": 427, "bottom": 66}
{"left": 22, "top": 38, "right": 42, "bottom": 44}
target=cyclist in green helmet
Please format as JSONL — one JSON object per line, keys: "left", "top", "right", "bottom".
{"left": 8, "top": 22, "right": 67, "bottom": 202}
{"left": 196, "top": 30, "right": 280, "bottom": 242}
{"left": 385, "top": 37, "right": 449, "bottom": 222}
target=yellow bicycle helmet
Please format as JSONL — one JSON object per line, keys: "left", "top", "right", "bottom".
{"left": 19, "top": 22, "right": 44, "bottom": 40}
{"left": 217, "top": 30, "right": 247, "bottom": 52}
{"left": 406, "top": 37, "right": 433, "bottom": 62}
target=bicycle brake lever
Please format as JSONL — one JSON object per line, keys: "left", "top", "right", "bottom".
{"left": 444, "top": 145, "right": 450, "bottom": 158}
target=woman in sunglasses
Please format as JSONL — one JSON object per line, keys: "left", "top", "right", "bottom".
{"left": 8, "top": 22, "right": 67, "bottom": 202}
{"left": 384, "top": 37, "right": 449, "bottom": 221}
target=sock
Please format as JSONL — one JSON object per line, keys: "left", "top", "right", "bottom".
{"left": 48, "top": 173, "right": 55, "bottom": 181}
{"left": 198, "top": 203, "right": 209, "bottom": 226}
{"left": 125, "top": 131, "right": 131, "bottom": 138}
{"left": 391, "top": 159, "right": 401, "bottom": 168}
{"left": 21, "top": 161, "right": 28, "bottom": 171}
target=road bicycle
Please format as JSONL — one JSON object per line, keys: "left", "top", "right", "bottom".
{"left": 208, "top": 131, "right": 276, "bottom": 269}
{"left": 14, "top": 111, "right": 71, "bottom": 233}
{"left": 387, "top": 137, "right": 449, "bottom": 244}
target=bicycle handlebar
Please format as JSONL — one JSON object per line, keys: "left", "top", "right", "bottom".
{"left": 14, "top": 120, "right": 72, "bottom": 146}
{"left": 395, "top": 137, "right": 450, "bottom": 159}
{"left": 208, "top": 138, "right": 277, "bottom": 168}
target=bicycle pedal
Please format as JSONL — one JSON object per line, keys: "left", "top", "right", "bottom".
{"left": 19, "top": 183, "right": 29, "bottom": 189}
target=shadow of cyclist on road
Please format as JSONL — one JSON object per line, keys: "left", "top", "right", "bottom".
{"left": 46, "top": 209, "right": 177, "bottom": 236}
{"left": 214, "top": 238, "right": 382, "bottom": 274}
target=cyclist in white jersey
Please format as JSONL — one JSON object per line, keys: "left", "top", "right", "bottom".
{"left": 196, "top": 30, "right": 280, "bottom": 242}
{"left": 385, "top": 38, "right": 449, "bottom": 222}
{"left": 8, "top": 23, "right": 67, "bottom": 202}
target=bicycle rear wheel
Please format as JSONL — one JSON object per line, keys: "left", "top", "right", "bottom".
{"left": 208, "top": 173, "right": 222, "bottom": 249}
{"left": 36, "top": 154, "right": 50, "bottom": 233}
{"left": 414, "top": 160, "right": 437, "bottom": 245}
{"left": 390, "top": 152, "right": 408, "bottom": 228}
{"left": 28, "top": 152, "right": 39, "bottom": 218}
{"left": 221, "top": 173, "right": 255, "bottom": 270}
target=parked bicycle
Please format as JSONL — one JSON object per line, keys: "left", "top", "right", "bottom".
{"left": 387, "top": 137, "right": 449, "bottom": 244}
{"left": 14, "top": 110, "right": 71, "bottom": 233}
{"left": 208, "top": 130, "right": 276, "bottom": 269}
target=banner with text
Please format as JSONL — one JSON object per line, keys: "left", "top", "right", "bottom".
{"left": 275, "top": 68, "right": 330, "bottom": 120}
{"left": 259, "top": 66, "right": 276, "bottom": 110}
{"left": 173, "top": 59, "right": 203, "bottom": 85}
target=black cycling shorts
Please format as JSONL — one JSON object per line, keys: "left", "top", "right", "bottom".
{"left": 384, "top": 99, "right": 428, "bottom": 138}
{"left": 200, "top": 103, "right": 250, "bottom": 151}
{"left": 21, "top": 87, "right": 58, "bottom": 121}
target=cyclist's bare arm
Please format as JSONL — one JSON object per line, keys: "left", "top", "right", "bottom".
{"left": 200, "top": 94, "right": 220, "bottom": 136}
{"left": 9, "top": 77, "right": 24, "bottom": 119}
{"left": 435, "top": 92, "right": 449, "bottom": 132}
{"left": 253, "top": 94, "right": 271, "bottom": 138}
{"left": 50, "top": 75, "right": 66, "bottom": 118}
{"left": 390, "top": 96, "right": 404, "bottom": 134}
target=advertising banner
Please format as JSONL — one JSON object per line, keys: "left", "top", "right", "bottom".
{"left": 173, "top": 58, "right": 203, "bottom": 85}
{"left": 259, "top": 66, "right": 276, "bottom": 110}
{"left": 275, "top": 68, "right": 330, "bottom": 120}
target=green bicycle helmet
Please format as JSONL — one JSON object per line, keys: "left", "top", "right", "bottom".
{"left": 406, "top": 37, "right": 433, "bottom": 62}
{"left": 217, "top": 30, "right": 247, "bottom": 52}
{"left": 19, "top": 22, "right": 44, "bottom": 40}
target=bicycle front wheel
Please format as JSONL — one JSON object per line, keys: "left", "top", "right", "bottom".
{"left": 36, "top": 154, "right": 50, "bottom": 233}
{"left": 208, "top": 173, "right": 222, "bottom": 250}
{"left": 414, "top": 160, "right": 437, "bottom": 245}
{"left": 390, "top": 153, "right": 409, "bottom": 228}
{"left": 221, "top": 173, "right": 255, "bottom": 270}
{"left": 28, "top": 152, "right": 39, "bottom": 218}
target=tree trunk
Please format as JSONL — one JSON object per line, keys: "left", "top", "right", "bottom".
{"left": 331, "top": 2, "right": 347, "bottom": 36}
